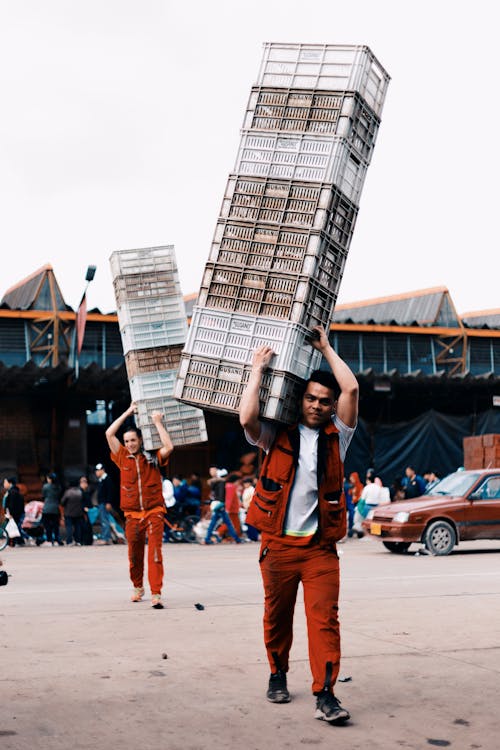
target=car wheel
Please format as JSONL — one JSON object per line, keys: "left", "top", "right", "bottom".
{"left": 424, "top": 520, "right": 456, "bottom": 556}
{"left": 382, "top": 541, "right": 411, "bottom": 554}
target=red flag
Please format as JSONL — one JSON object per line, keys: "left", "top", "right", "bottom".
{"left": 76, "top": 292, "right": 87, "bottom": 355}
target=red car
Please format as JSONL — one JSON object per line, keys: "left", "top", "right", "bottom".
{"left": 363, "top": 469, "right": 500, "bottom": 555}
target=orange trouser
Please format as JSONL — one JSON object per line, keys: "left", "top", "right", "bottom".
{"left": 259, "top": 542, "right": 340, "bottom": 694}
{"left": 125, "top": 512, "right": 164, "bottom": 595}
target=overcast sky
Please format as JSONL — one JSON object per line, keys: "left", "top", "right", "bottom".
{"left": 0, "top": 0, "right": 498, "bottom": 316}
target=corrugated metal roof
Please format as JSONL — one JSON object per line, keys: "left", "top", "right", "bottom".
{"left": 461, "top": 310, "right": 500, "bottom": 329}
{"left": 332, "top": 287, "right": 461, "bottom": 327}
{"left": 1, "top": 265, "right": 68, "bottom": 311}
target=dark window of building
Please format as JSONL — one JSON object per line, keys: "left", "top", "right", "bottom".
{"left": 0, "top": 319, "right": 27, "bottom": 365}
{"left": 409, "top": 335, "right": 434, "bottom": 373}
{"left": 468, "top": 338, "right": 493, "bottom": 374}
{"left": 386, "top": 334, "right": 408, "bottom": 373}
{"left": 335, "top": 332, "right": 360, "bottom": 372}
{"left": 79, "top": 322, "right": 103, "bottom": 367}
{"left": 493, "top": 339, "right": 500, "bottom": 373}
{"left": 362, "top": 334, "right": 385, "bottom": 372}
{"left": 105, "top": 325, "right": 124, "bottom": 368}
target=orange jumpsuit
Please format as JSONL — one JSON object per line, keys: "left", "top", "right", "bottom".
{"left": 247, "top": 422, "right": 346, "bottom": 694}
{"left": 111, "top": 444, "right": 169, "bottom": 595}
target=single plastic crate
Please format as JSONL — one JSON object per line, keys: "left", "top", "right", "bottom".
{"left": 120, "top": 318, "right": 188, "bottom": 354}
{"left": 136, "top": 394, "right": 205, "bottom": 422}
{"left": 220, "top": 177, "right": 358, "bottom": 249}
{"left": 140, "top": 416, "right": 208, "bottom": 450}
{"left": 174, "top": 353, "right": 304, "bottom": 424}
{"left": 137, "top": 399, "right": 207, "bottom": 449}
{"left": 197, "top": 267, "right": 338, "bottom": 329}
{"left": 116, "top": 294, "right": 187, "bottom": 328}
{"left": 113, "top": 273, "right": 182, "bottom": 307}
{"left": 183, "top": 307, "right": 322, "bottom": 379}
{"left": 255, "top": 43, "right": 390, "bottom": 118}
{"left": 129, "top": 369, "right": 178, "bottom": 402}
{"left": 234, "top": 131, "right": 368, "bottom": 204}
{"left": 125, "top": 345, "right": 184, "bottom": 378}
{"left": 243, "top": 88, "right": 379, "bottom": 163}
{"left": 110, "top": 245, "right": 178, "bottom": 279}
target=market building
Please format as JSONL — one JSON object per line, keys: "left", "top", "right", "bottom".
{"left": 1, "top": 265, "right": 499, "bottom": 497}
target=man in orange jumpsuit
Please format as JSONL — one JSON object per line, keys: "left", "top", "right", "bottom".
{"left": 106, "top": 402, "right": 173, "bottom": 609}
{"left": 239, "top": 325, "right": 358, "bottom": 724}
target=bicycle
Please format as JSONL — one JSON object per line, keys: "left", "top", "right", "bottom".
{"left": 0, "top": 519, "right": 10, "bottom": 551}
{"left": 164, "top": 512, "right": 199, "bottom": 543}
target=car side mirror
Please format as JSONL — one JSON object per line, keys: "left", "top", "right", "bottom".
{"left": 469, "top": 491, "right": 482, "bottom": 501}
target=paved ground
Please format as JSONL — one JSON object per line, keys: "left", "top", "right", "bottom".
{"left": 1, "top": 536, "right": 499, "bottom": 750}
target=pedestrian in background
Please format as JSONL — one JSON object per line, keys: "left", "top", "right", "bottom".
{"left": 3, "top": 477, "right": 25, "bottom": 546}
{"left": 203, "top": 469, "right": 242, "bottom": 545}
{"left": 60, "top": 478, "right": 85, "bottom": 546}
{"left": 41, "top": 472, "right": 63, "bottom": 546}
{"left": 94, "top": 463, "right": 115, "bottom": 545}
{"left": 402, "top": 465, "right": 426, "bottom": 499}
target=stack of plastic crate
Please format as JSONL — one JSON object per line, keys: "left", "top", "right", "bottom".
{"left": 110, "top": 245, "right": 207, "bottom": 449}
{"left": 176, "top": 44, "right": 390, "bottom": 422}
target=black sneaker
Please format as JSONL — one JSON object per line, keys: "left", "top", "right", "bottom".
{"left": 266, "top": 670, "right": 290, "bottom": 703}
{"left": 314, "top": 691, "right": 350, "bottom": 723}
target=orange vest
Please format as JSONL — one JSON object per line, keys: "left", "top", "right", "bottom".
{"left": 246, "top": 421, "right": 346, "bottom": 546}
{"left": 111, "top": 444, "right": 168, "bottom": 513}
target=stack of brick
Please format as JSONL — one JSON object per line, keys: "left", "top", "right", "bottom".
{"left": 463, "top": 434, "right": 500, "bottom": 469}
{"left": 175, "top": 43, "right": 390, "bottom": 422}
{"left": 109, "top": 245, "right": 207, "bottom": 450}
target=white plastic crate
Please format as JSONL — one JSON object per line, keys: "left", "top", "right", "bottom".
{"left": 129, "top": 369, "right": 178, "bottom": 402}
{"left": 234, "top": 131, "right": 368, "bottom": 204}
{"left": 174, "top": 353, "right": 304, "bottom": 424}
{"left": 183, "top": 307, "right": 322, "bottom": 380}
{"left": 120, "top": 318, "right": 188, "bottom": 354}
{"left": 113, "top": 273, "right": 182, "bottom": 307}
{"left": 255, "top": 43, "right": 390, "bottom": 118}
{"left": 197, "top": 266, "right": 338, "bottom": 329}
{"left": 125, "top": 345, "right": 184, "bottom": 378}
{"left": 220, "top": 177, "right": 358, "bottom": 250}
{"left": 243, "top": 88, "right": 379, "bottom": 163}
{"left": 110, "top": 245, "right": 178, "bottom": 279}
{"left": 116, "top": 294, "right": 187, "bottom": 328}
{"left": 140, "top": 415, "right": 208, "bottom": 449}
{"left": 137, "top": 400, "right": 207, "bottom": 449}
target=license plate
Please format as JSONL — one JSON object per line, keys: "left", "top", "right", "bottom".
{"left": 370, "top": 522, "right": 382, "bottom": 536}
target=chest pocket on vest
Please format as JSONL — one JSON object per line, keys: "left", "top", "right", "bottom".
{"left": 267, "top": 444, "right": 295, "bottom": 483}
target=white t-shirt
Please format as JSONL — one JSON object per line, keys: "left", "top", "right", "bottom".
{"left": 360, "top": 482, "right": 385, "bottom": 506}
{"left": 245, "top": 415, "right": 355, "bottom": 538}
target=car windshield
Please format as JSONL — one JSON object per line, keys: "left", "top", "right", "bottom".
{"left": 429, "top": 471, "right": 482, "bottom": 496}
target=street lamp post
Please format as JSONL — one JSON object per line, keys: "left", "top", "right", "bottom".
{"left": 73, "top": 265, "right": 97, "bottom": 379}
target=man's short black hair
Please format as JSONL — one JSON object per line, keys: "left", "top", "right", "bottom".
{"left": 307, "top": 370, "right": 340, "bottom": 398}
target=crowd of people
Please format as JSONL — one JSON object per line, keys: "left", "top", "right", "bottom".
{"left": 1, "top": 467, "right": 127, "bottom": 548}
{"left": 0, "top": 462, "right": 261, "bottom": 550}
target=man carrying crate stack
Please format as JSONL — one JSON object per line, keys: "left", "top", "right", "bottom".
{"left": 239, "top": 325, "right": 358, "bottom": 724}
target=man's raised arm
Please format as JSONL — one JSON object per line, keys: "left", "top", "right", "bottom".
{"left": 239, "top": 345, "right": 274, "bottom": 443}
